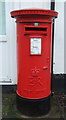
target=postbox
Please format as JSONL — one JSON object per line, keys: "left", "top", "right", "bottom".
{"left": 10, "top": 9, "right": 58, "bottom": 116}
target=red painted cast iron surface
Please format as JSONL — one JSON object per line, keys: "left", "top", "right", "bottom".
{"left": 10, "top": 9, "right": 58, "bottom": 99}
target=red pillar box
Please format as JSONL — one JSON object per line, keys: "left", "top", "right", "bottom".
{"left": 10, "top": 9, "right": 58, "bottom": 116}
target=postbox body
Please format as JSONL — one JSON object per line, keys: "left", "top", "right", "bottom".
{"left": 11, "top": 9, "right": 58, "bottom": 115}
{"left": 17, "top": 22, "right": 52, "bottom": 99}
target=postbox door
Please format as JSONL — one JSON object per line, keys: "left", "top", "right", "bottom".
{"left": 17, "top": 23, "right": 52, "bottom": 99}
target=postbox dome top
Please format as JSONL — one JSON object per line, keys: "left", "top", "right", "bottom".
{"left": 10, "top": 9, "right": 58, "bottom": 18}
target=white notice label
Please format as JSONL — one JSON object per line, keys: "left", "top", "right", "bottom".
{"left": 30, "top": 38, "right": 41, "bottom": 55}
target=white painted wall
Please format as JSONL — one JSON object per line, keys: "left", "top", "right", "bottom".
{"left": 64, "top": 1, "right": 66, "bottom": 74}
{"left": 53, "top": 2, "right": 64, "bottom": 74}
{"left": 0, "top": 1, "right": 64, "bottom": 85}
